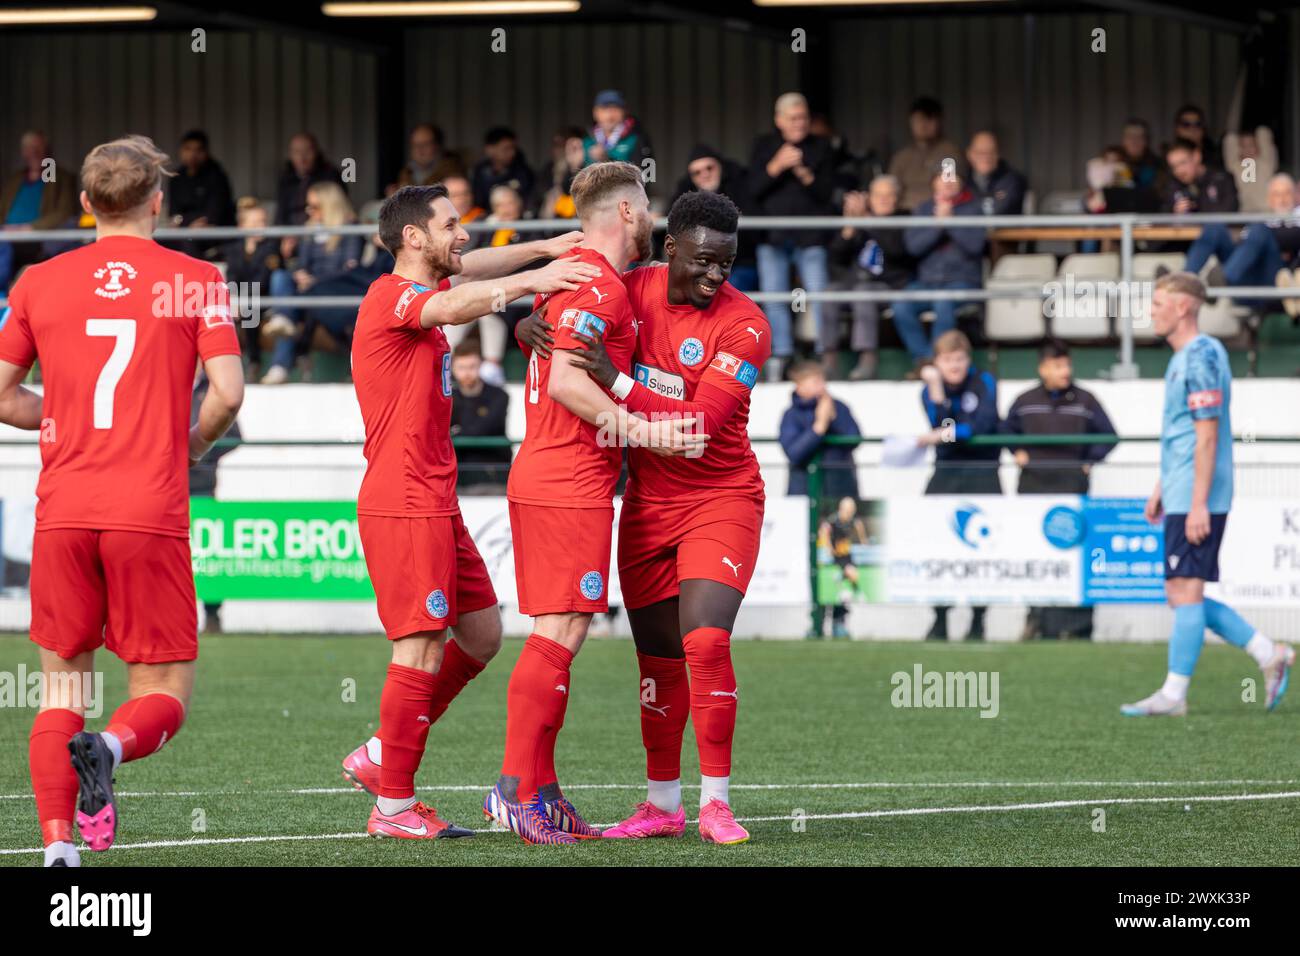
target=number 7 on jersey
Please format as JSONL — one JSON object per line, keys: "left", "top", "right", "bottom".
{"left": 86, "top": 319, "right": 136, "bottom": 429}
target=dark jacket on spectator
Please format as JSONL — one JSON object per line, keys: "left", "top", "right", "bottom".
{"left": 779, "top": 393, "right": 861, "bottom": 498}
{"left": 1004, "top": 381, "right": 1115, "bottom": 493}
{"left": 968, "top": 160, "right": 1027, "bottom": 216}
{"left": 222, "top": 236, "right": 281, "bottom": 288}
{"left": 452, "top": 383, "right": 511, "bottom": 490}
{"left": 169, "top": 159, "right": 235, "bottom": 228}
{"left": 923, "top": 368, "right": 1001, "bottom": 464}
{"left": 829, "top": 209, "right": 916, "bottom": 288}
{"left": 905, "top": 190, "right": 986, "bottom": 286}
{"left": 1161, "top": 167, "right": 1238, "bottom": 213}
{"left": 748, "top": 131, "right": 836, "bottom": 247}
{"left": 275, "top": 163, "right": 346, "bottom": 226}
{"left": 671, "top": 158, "right": 758, "bottom": 267}
{"left": 298, "top": 233, "right": 366, "bottom": 281}
{"left": 1269, "top": 205, "right": 1300, "bottom": 268}
{"left": 471, "top": 151, "right": 537, "bottom": 212}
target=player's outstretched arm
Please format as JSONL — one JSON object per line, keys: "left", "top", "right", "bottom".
{"left": 189, "top": 354, "right": 244, "bottom": 466}
{"left": 549, "top": 352, "right": 706, "bottom": 457}
{"left": 420, "top": 257, "right": 601, "bottom": 330}
{"left": 0, "top": 359, "right": 43, "bottom": 430}
{"left": 454, "top": 230, "right": 584, "bottom": 283}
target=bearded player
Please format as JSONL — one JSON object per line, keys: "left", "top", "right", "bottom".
{"left": 520, "top": 190, "right": 770, "bottom": 844}
{"left": 483, "top": 162, "right": 703, "bottom": 844}
{"left": 0, "top": 136, "right": 244, "bottom": 866}
{"left": 338, "top": 184, "right": 602, "bottom": 840}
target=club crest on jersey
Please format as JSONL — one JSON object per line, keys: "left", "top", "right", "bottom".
{"left": 579, "top": 571, "right": 604, "bottom": 600}
{"left": 559, "top": 309, "right": 607, "bottom": 339}
{"left": 678, "top": 337, "right": 705, "bottom": 366}
{"left": 93, "top": 261, "right": 137, "bottom": 300}
{"left": 425, "top": 589, "right": 449, "bottom": 620}
{"left": 709, "top": 351, "right": 758, "bottom": 390}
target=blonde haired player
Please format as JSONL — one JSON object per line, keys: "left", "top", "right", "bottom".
{"left": 0, "top": 135, "right": 244, "bottom": 865}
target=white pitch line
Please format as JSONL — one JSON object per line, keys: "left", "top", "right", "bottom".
{"left": 3, "top": 789, "right": 1300, "bottom": 857}
{"left": 1, "top": 778, "right": 1295, "bottom": 801}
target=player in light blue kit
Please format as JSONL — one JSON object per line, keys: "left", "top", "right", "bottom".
{"left": 1122, "top": 272, "right": 1294, "bottom": 716}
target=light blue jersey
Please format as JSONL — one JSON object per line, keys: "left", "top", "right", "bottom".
{"left": 1161, "top": 333, "right": 1233, "bottom": 514}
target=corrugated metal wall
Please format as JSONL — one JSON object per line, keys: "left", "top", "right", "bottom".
{"left": 403, "top": 22, "right": 801, "bottom": 198}
{"left": 829, "top": 12, "right": 1244, "bottom": 199}
{"left": 0, "top": 30, "right": 379, "bottom": 202}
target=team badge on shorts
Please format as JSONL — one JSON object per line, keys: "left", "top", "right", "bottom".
{"left": 579, "top": 571, "right": 605, "bottom": 600}
{"left": 678, "top": 337, "right": 705, "bottom": 366}
{"left": 425, "top": 589, "right": 449, "bottom": 620}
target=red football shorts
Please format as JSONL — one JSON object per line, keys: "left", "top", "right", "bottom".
{"left": 509, "top": 501, "right": 613, "bottom": 616}
{"left": 359, "top": 512, "right": 497, "bottom": 639}
{"left": 29, "top": 528, "right": 198, "bottom": 664}
{"left": 617, "top": 494, "right": 765, "bottom": 610}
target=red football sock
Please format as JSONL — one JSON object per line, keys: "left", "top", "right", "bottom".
{"left": 425, "top": 638, "right": 486, "bottom": 726}
{"left": 29, "top": 709, "right": 83, "bottom": 847}
{"left": 682, "top": 627, "right": 737, "bottom": 777}
{"left": 377, "top": 664, "right": 436, "bottom": 800}
{"left": 637, "top": 652, "right": 690, "bottom": 781}
{"left": 501, "top": 634, "right": 572, "bottom": 802}
{"left": 105, "top": 693, "right": 185, "bottom": 762}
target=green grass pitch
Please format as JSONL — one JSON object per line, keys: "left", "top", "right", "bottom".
{"left": 1, "top": 633, "right": 1297, "bottom": 866}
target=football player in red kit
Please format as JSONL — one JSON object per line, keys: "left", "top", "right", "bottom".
{"left": 338, "top": 183, "right": 607, "bottom": 840}
{"left": 484, "top": 162, "right": 702, "bottom": 844}
{"left": 518, "top": 190, "right": 770, "bottom": 844}
{"left": 0, "top": 136, "right": 244, "bottom": 865}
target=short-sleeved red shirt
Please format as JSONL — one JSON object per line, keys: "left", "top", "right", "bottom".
{"left": 508, "top": 248, "right": 636, "bottom": 508}
{"left": 0, "top": 235, "right": 240, "bottom": 536}
{"left": 622, "top": 264, "right": 769, "bottom": 502}
{"left": 351, "top": 272, "right": 459, "bottom": 517}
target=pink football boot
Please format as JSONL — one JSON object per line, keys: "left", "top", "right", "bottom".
{"left": 602, "top": 801, "right": 686, "bottom": 839}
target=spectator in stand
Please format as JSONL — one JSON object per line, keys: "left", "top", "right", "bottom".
{"left": 1223, "top": 126, "right": 1278, "bottom": 213}
{"left": 816, "top": 497, "right": 869, "bottom": 639}
{"left": 470, "top": 126, "right": 536, "bottom": 212}
{"left": 450, "top": 341, "right": 511, "bottom": 493}
{"left": 1162, "top": 138, "right": 1238, "bottom": 215}
{"left": 671, "top": 143, "right": 758, "bottom": 290}
{"left": 390, "top": 122, "right": 465, "bottom": 193}
{"left": 1120, "top": 118, "right": 1164, "bottom": 193}
{"left": 1172, "top": 104, "right": 1222, "bottom": 169}
{"left": 1193, "top": 173, "right": 1300, "bottom": 312}
{"left": 221, "top": 198, "right": 282, "bottom": 379}
{"left": 1004, "top": 338, "right": 1116, "bottom": 640}
{"left": 540, "top": 125, "right": 587, "bottom": 218}
{"left": 965, "top": 131, "right": 1027, "bottom": 215}
{"left": 582, "top": 90, "right": 654, "bottom": 170}
{"left": 888, "top": 97, "right": 959, "bottom": 211}
{"left": 442, "top": 174, "right": 488, "bottom": 252}
{"left": 274, "top": 132, "right": 344, "bottom": 226}
{"left": 0, "top": 130, "right": 79, "bottom": 290}
{"left": 780, "top": 360, "right": 862, "bottom": 500}
{"left": 810, "top": 112, "right": 863, "bottom": 197}
{"left": 261, "top": 181, "right": 364, "bottom": 384}
{"left": 917, "top": 330, "right": 1001, "bottom": 641}
{"left": 168, "top": 129, "right": 235, "bottom": 259}
{"left": 1084, "top": 145, "right": 1133, "bottom": 214}
{"left": 750, "top": 91, "right": 836, "bottom": 380}
{"left": 485, "top": 184, "right": 526, "bottom": 248}
{"left": 828, "top": 174, "right": 915, "bottom": 380}
{"left": 892, "top": 171, "right": 986, "bottom": 367}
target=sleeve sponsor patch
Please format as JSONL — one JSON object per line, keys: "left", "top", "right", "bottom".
{"left": 558, "top": 309, "right": 608, "bottom": 338}
{"left": 201, "top": 302, "right": 233, "bottom": 328}
{"left": 1187, "top": 389, "right": 1222, "bottom": 411}
{"left": 709, "top": 351, "right": 758, "bottom": 389}
{"left": 394, "top": 285, "right": 421, "bottom": 321}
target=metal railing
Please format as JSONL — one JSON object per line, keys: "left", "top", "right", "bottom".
{"left": 3, "top": 211, "right": 1296, "bottom": 381}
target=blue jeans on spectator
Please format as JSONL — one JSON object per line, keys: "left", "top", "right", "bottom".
{"left": 891, "top": 279, "right": 979, "bottom": 361}
{"left": 268, "top": 269, "right": 300, "bottom": 370}
{"left": 757, "top": 241, "right": 829, "bottom": 358}
{"left": 1185, "top": 223, "right": 1283, "bottom": 309}
{"left": 0, "top": 241, "right": 13, "bottom": 293}
{"left": 728, "top": 263, "right": 758, "bottom": 293}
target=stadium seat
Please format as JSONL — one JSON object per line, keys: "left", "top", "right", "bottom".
{"left": 1130, "top": 253, "right": 1185, "bottom": 341}
{"left": 985, "top": 254, "right": 1056, "bottom": 342}
{"left": 1050, "top": 253, "right": 1117, "bottom": 339}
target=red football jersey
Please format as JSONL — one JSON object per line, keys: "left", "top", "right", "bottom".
{"left": 0, "top": 235, "right": 239, "bottom": 536}
{"left": 508, "top": 248, "right": 636, "bottom": 508}
{"left": 352, "top": 272, "right": 459, "bottom": 517}
{"left": 622, "top": 263, "right": 769, "bottom": 501}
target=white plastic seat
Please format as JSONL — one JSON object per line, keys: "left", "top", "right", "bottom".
{"left": 1050, "top": 253, "right": 1118, "bottom": 338}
